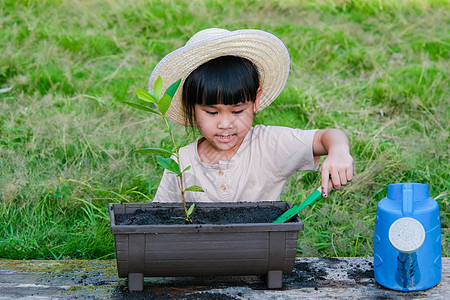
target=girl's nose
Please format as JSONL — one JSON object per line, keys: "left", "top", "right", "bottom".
{"left": 217, "top": 114, "right": 233, "bottom": 129}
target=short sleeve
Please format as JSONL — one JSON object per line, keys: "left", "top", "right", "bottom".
{"left": 259, "top": 126, "right": 317, "bottom": 179}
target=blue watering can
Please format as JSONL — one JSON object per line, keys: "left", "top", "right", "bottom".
{"left": 374, "top": 183, "right": 442, "bottom": 291}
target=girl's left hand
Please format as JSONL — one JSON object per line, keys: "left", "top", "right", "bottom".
{"left": 319, "top": 149, "right": 353, "bottom": 197}
{"left": 312, "top": 129, "right": 354, "bottom": 197}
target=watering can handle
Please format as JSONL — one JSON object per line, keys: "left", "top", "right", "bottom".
{"left": 402, "top": 183, "right": 413, "bottom": 216}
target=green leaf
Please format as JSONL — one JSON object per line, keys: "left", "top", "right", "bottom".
{"left": 165, "top": 78, "right": 182, "bottom": 98}
{"left": 181, "top": 166, "right": 191, "bottom": 173}
{"left": 134, "top": 148, "right": 174, "bottom": 157}
{"left": 124, "top": 101, "right": 159, "bottom": 115}
{"left": 154, "top": 76, "right": 163, "bottom": 100}
{"left": 156, "top": 155, "right": 180, "bottom": 174}
{"left": 136, "top": 89, "right": 157, "bottom": 103}
{"left": 185, "top": 185, "right": 204, "bottom": 192}
{"left": 187, "top": 203, "right": 195, "bottom": 217}
{"left": 158, "top": 93, "right": 172, "bottom": 116}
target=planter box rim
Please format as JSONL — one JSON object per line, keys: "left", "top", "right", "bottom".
{"left": 109, "top": 202, "right": 303, "bottom": 233}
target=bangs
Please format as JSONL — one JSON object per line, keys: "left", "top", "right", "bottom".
{"left": 182, "top": 56, "right": 260, "bottom": 127}
{"left": 197, "top": 57, "right": 259, "bottom": 106}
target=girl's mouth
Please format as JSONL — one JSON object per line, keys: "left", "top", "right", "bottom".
{"left": 216, "top": 134, "right": 235, "bottom": 143}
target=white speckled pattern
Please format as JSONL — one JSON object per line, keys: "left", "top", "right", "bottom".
{"left": 389, "top": 217, "right": 425, "bottom": 253}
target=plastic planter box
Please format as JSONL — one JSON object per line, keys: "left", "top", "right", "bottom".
{"left": 109, "top": 201, "right": 304, "bottom": 291}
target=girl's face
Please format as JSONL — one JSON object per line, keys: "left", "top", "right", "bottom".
{"left": 194, "top": 89, "right": 261, "bottom": 162}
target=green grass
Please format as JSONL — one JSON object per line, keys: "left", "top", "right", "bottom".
{"left": 0, "top": 0, "right": 448, "bottom": 259}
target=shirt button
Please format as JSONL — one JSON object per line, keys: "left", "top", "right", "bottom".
{"left": 219, "top": 170, "right": 224, "bottom": 176}
{"left": 220, "top": 184, "right": 226, "bottom": 191}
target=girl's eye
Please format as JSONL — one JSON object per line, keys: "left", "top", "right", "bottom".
{"left": 232, "top": 110, "right": 244, "bottom": 115}
{"left": 205, "top": 111, "right": 218, "bottom": 115}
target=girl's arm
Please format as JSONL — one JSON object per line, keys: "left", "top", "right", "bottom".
{"left": 312, "top": 129, "right": 354, "bottom": 197}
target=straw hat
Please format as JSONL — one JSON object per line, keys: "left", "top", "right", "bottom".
{"left": 148, "top": 28, "right": 290, "bottom": 126}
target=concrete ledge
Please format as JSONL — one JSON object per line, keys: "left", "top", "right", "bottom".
{"left": 0, "top": 257, "right": 448, "bottom": 299}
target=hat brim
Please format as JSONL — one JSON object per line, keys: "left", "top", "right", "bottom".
{"left": 148, "top": 29, "right": 290, "bottom": 126}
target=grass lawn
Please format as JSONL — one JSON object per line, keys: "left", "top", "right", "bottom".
{"left": 0, "top": 0, "right": 448, "bottom": 259}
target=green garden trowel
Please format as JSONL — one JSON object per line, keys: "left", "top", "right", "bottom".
{"left": 273, "top": 187, "right": 323, "bottom": 223}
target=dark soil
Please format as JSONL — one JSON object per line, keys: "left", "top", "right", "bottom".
{"left": 283, "top": 261, "right": 327, "bottom": 289}
{"left": 347, "top": 268, "right": 375, "bottom": 283}
{"left": 115, "top": 205, "right": 286, "bottom": 225}
{"left": 181, "top": 292, "right": 239, "bottom": 300}
{"left": 111, "top": 287, "right": 239, "bottom": 300}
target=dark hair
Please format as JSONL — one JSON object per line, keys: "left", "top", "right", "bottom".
{"left": 182, "top": 55, "right": 260, "bottom": 127}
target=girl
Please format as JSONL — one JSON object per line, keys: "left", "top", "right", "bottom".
{"left": 149, "top": 28, "right": 353, "bottom": 203}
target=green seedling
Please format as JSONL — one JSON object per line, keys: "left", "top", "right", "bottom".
{"left": 125, "top": 76, "right": 203, "bottom": 222}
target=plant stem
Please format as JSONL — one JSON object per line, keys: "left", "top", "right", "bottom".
{"left": 163, "top": 117, "right": 179, "bottom": 156}
{"left": 163, "top": 116, "right": 191, "bottom": 222}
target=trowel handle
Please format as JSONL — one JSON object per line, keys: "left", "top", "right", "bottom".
{"left": 300, "top": 188, "right": 323, "bottom": 208}
{"left": 273, "top": 187, "right": 323, "bottom": 223}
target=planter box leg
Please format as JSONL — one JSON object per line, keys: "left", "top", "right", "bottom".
{"left": 128, "top": 273, "right": 144, "bottom": 291}
{"left": 266, "top": 270, "right": 283, "bottom": 289}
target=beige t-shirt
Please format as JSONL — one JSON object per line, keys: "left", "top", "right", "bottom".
{"left": 153, "top": 125, "right": 318, "bottom": 203}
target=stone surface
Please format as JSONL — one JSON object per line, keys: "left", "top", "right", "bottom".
{"left": 0, "top": 257, "right": 448, "bottom": 299}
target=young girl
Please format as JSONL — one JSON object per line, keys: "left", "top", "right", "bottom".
{"left": 149, "top": 28, "right": 353, "bottom": 203}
